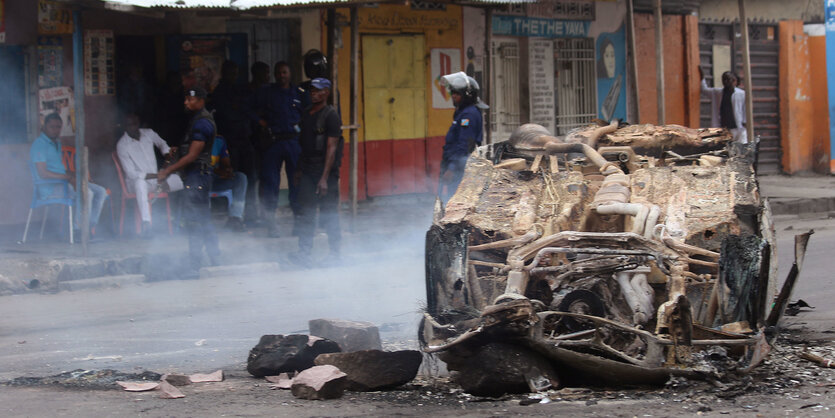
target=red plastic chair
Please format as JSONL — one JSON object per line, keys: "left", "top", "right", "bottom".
{"left": 61, "top": 145, "right": 114, "bottom": 234}
{"left": 112, "top": 152, "right": 173, "bottom": 235}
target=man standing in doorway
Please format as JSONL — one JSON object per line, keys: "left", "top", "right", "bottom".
{"left": 439, "top": 71, "right": 487, "bottom": 202}
{"left": 294, "top": 78, "right": 343, "bottom": 265}
{"left": 252, "top": 61, "right": 302, "bottom": 237}
{"left": 158, "top": 87, "right": 220, "bottom": 274}
{"left": 700, "top": 67, "right": 747, "bottom": 144}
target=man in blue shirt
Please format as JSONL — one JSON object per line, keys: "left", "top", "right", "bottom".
{"left": 158, "top": 87, "right": 220, "bottom": 273}
{"left": 252, "top": 61, "right": 302, "bottom": 237}
{"left": 439, "top": 72, "right": 487, "bottom": 203}
{"left": 210, "top": 135, "right": 248, "bottom": 232}
{"left": 30, "top": 112, "right": 108, "bottom": 236}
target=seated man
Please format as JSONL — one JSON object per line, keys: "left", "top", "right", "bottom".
{"left": 116, "top": 113, "right": 184, "bottom": 237}
{"left": 31, "top": 112, "right": 108, "bottom": 236}
{"left": 210, "top": 135, "right": 248, "bottom": 232}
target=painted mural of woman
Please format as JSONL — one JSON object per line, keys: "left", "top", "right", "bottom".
{"left": 597, "top": 37, "right": 616, "bottom": 79}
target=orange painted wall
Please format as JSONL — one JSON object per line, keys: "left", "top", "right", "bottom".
{"left": 634, "top": 13, "right": 699, "bottom": 126}
{"left": 809, "top": 35, "right": 831, "bottom": 174}
{"left": 779, "top": 21, "right": 814, "bottom": 174}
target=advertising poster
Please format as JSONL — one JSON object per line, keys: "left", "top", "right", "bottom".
{"left": 431, "top": 48, "right": 461, "bottom": 109}
{"left": 38, "top": 36, "right": 63, "bottom": 88}
{"left": 179, "top": 37, "right": 227, "bottom": 92}
{"left": 1, "top": 0, "right": 6, "bottom": 44}
{"left": 595, "top": 25, "right": 627, "bottom": 122}
{"left": 39, "top": 86, "right": 75, "bottom": 137}
{"left": 38, "top": 0, "right": 73, "bottom": 35}
{"left": 84, "top": 30, "right": 115, "bottom": 95}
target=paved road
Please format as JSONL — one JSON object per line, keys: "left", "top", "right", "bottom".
{"left": 1, "top": 214, "right": 832, "bottom": 383}
{"left": 0, "top": 241, "right": 427, "bottom": 381}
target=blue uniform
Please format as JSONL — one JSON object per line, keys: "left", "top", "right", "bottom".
{"left": 182, "top": 109, "right": 220, "bottom": 270}
{"left": 210, "top": 136, "right": 248, "bottom": 220}
{"left": 252, "top": 83, "right": 302, "bottom": 215}
{"left": 440, "top": 104, "right": 482, "bottom": 201}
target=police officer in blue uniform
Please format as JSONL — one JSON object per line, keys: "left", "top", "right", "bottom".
{"left": 439, "top": 71, "right": 488, "bottom": 202}
{"left": 158, "top": 86, "right": 220, "bottom": 273}
{"left": 252, "top": 61, "right": 302, "bottom": 237}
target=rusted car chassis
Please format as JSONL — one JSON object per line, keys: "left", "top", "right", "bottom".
{"left": 421, "top": 122, "right": 809, "bottom": 392}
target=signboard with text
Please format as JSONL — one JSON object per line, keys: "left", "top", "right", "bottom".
{"left": 492, "top": 15, "right": 590, "bottom": 38}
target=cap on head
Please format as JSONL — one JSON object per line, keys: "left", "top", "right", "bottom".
{"left": 186, "top": 86, "right": 208, "bottom": 99}
{"left": 310, "top": 78, "right": 331, "bottom": 90}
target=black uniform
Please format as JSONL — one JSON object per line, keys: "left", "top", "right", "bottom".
{"left": 296, "top": 105, "right": 343, "bottom": 256}
{"left": 181, "top": 108, "right": 221, "bottom": 269}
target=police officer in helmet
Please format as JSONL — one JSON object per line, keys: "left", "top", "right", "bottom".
{"left": 158, "top": 86, "right": 221, "bottom": 274}
{"left": 439, "top": 71, "right": 488, "bottom": 202}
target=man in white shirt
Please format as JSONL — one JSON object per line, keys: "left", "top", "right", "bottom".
{"left": 116, "top": 113, "right": 184, "bottom": 236}
{"left": 700, "top": 68, "right": 748, "bottom": 144}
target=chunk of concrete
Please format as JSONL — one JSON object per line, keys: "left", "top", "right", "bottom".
{"left": 158, "top": 381, "right": 185, "bottom": 399}
{"left": 308, "top": 318, "right": 382, "bottom": 352}
{"left": 290, "top": 365, "right": 347, "bottom": 400}
{"left": 161, "top": 374, "right": 191, "bottom": 386}
{"left": 314, "top": 350, "right": 422, "bottom": 391}
{"left": 266, "top": 373, "right": 294, "bottom": 389}
{"left": 247, "top": 334, "right": 341, "bottom": 377}
{"left": 189, "top": 370, "right": 223, "bottom": 383}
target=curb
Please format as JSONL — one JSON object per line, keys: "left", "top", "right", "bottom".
{"left": 768, "top": 197, "right": 835, "bottom": 217}
{"left": 199, "top": 262, "right": 281, "bottom": 279}
{"left": 59, "top": 274, "right": 147, "bottom": 292}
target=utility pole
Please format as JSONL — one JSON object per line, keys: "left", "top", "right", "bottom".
{"left": 654, "top": 0, "right": 665, "bottom": 125}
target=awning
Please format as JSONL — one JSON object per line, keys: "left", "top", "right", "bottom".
{"left": 100, "top": 0, "right": 534, "bottom": 10}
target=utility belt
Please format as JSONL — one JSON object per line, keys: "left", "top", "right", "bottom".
{"left": 258, "top": 129, "right": 297, "bottom": 151}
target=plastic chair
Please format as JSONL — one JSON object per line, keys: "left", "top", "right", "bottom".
{"left": 62, "top": 145, "right": 115, "bottom": 233}
{"left": 210, "top": 188, "right": 234, "bottom": 212}
{"left": 22, "top": 161, "right": 74, "bottom": 244}
{"left": 112, "top": 152, "right": 173, "bottom": 236}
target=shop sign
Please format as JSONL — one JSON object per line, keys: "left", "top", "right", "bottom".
{"left": 38, "top": 0, "right": 73, "bottom": 35}
{"left": 84, "top": 30, "right": 115, "bottom": 95}
{"left": 492, "top": 15, "right": 589, "bottom": 38}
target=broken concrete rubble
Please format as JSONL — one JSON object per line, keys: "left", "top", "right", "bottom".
{"left": 157, "top": 380, "right": 185, "bottom": 399}
{"left": 308, "top": 318, "right": 383, "bottom": 352}
{"left": 247, "top": 334, "right": 340, "bottom": 377}
{"left": 265, "top": 373, "right": 294, "bottom": 389}
{"left": 189, "top": 370, "right": 223, "bottom": 383}
{"left": 161, "top": 374, "right": 191, "bottom": 386}
{"left": 421, "top": 121, "right": 810, "bottom": 393}
{"left": 290, "top": 365, "right": 348, "bottom": 400}
{"left": 314, "top": 349, "right": 422, "bottom": 391}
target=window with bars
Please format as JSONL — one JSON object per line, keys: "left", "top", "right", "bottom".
{"left": 490, "top": 39, "right": 521, "bottom": 141}
{"left": 553, "top": 38, "right": 597, "bottom": 135}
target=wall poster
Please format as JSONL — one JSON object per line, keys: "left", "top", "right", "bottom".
{"left": 595, "top": 25, "right": 627, "bottom": 122}
{"left": 38, "top": 0, "right": 73, "bottom": 35}
{"left": 431, "top": 48, "right": 462, "bottom": 109}
{"left": 84, "top": 30, "right": 115, "bottom": 95}
{"left": 39, "top": 86, "right": 75, "bottom": 137}
{"left": 38, "top": 36, "right": 62, "bottom": 88}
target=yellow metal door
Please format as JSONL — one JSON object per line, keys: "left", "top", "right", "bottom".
{"left": 362, "top": 34, "right": 427, "bottom": 196}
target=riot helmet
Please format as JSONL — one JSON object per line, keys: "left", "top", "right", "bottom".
{"left": 303, "top": 49, "right": 328, "bottom": 80}
{"left": 440, "top": 71, "right": 488, "bottom": 109}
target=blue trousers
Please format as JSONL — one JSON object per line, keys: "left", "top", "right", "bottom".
{"left": 183, "top": 170, "right": 220, "bottom": 269}
{"left": 260, "top": 139, "right": 300, "bottom": 214}
{"left": 212, "top": 172, "right": 248, "bottom": 219}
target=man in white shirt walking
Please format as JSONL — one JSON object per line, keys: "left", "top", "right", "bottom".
{"left": 700, "top": 67, "right": 748, "bottom": 144}
{"left": 116, "top": 113, "right": 184, "bottom": 236}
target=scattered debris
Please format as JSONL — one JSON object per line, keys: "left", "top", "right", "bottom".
{"left": 785, "top": 299, "right": 815, "bottom": 316}
{"left": 290, "top": 365, "right": 348, "bottom": 400}
{"left": 309, "top": 318, "right": 383, "bottom": 352}
{"left": 194, "top": 339, "right": 207, "bottom": 346}
{"left": 247, "top": 334, "right": 341, "bottom": 377}
{"left": 314, "top": 349, "right": 422, "bottom": 391}
{"left": 799, "top": 351, "right": 835, "bottom": 368}
{"left": 266, "top": 373, "right": 294, "bottom": 389}
{"left": 189, "top": 370, "right": 223, "bottom": 383}
{"left": 157, "top": 380, "right": 185, "bottom": 399}
{"left": 6, "top": 369, "right": 161, "bottom": 389}
{"left": 161, "top": 374, "right": 191, "bottom": 386}
{"left": 116, "top": 381, "right": 159, "bottom": 391}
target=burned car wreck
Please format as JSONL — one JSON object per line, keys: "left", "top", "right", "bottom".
{"left": 422, "top": 122, "right": 810, "bottom": 396}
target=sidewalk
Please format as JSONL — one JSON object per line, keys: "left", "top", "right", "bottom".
{"left": 758, "top": 173, "right": 835, "bottom": 216}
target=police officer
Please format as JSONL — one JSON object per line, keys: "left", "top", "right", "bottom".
{"left": 294, "top": 78, "right": 343, "bottom": 265}
{"left": 158, "top": 86, "right": 220, "bottom": 273}
{"left": 439, "top": 71, "right": 488, "bottom": 202}
{"left": 252, "top": 61, "right": 302, "bottom": 237}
